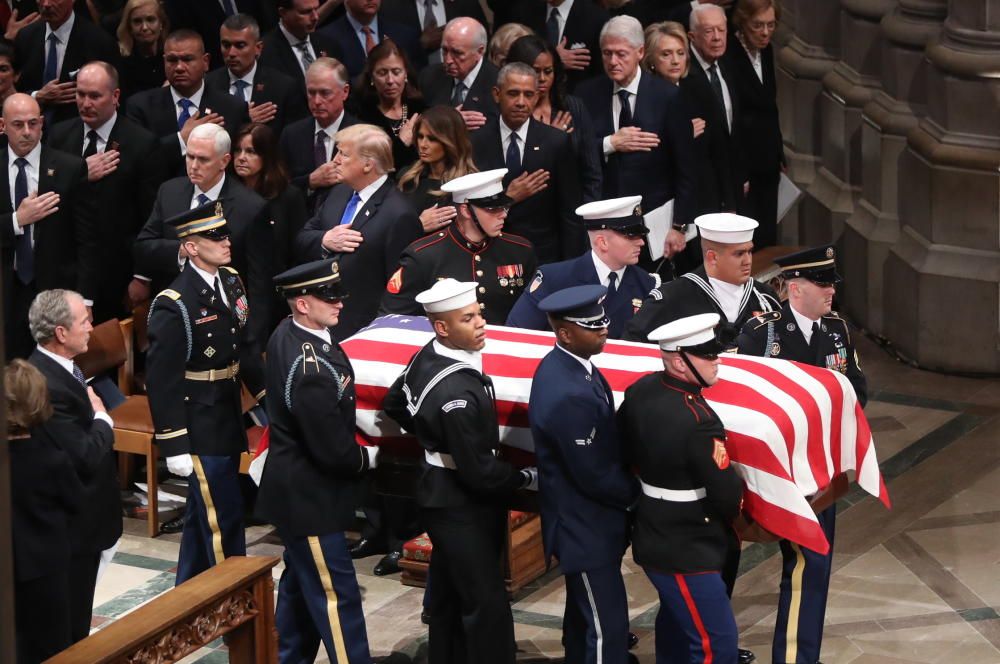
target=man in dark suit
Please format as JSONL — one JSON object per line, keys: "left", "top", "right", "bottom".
{"left": 510, "top": 0, "right": 609, "bottom": 92}
{"left": 48, "top": 61, "right": 166, "bottom": 324}
{"left": 507, "top": 196, "right": 658, "bottom": 339}
{"left": 470, "top": 62, "right": 583, "bottom": 264}
{"left": 279, "top": 57, "right": 358, "bottom": 213}
{"left": 530, "top": 285, "right": 639, "bottom": 663}
{"left": 206, "top": 13, "right": 307, "bottom": 135}
{"left": 27, "top": 288, "right": 121, "bottom": 644}
{"left": 14, "top": 0, "right": 118, "bottom": 126}
{"left": 259, "top": 0, "right": 342, "bottom": 93}
{"left": 681, "top": 4, "right": 743, "bottom": 216}
{"left": 0, "top": 93, "right": 98, "bottom": 360}
{"left": 418, "top": 17, "right": 497, "bottom": 131}
{"left": 380, "top": 0, "right": 486, "bottom": 66}
{"left": 317, "top": 0, "right": 424, "bottom": 79}
{"left": 295, "top": 123, "right": 422, "bottom": 341}
{"left": 133, "top": 122, "right": 271, "bottom": 352}
{"left": 163, "top": 0, "right": 278, "bottom": 69}
{"left": 126, "top": 29, "right": 249, "bottom": 177}
{"left": 575, "top": 15, "right": 696, "bottom": 277}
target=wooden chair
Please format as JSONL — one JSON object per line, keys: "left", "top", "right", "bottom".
{"left": 76, "top": 318, "right": 161, "bottom": 538}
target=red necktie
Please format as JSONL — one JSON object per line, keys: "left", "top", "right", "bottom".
{"left": 362, "top": 26, "right": 376, "bottom": 54}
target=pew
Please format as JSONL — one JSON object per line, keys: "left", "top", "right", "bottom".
{"left": 46, "top": 556, "right": 280, "bottom": 663}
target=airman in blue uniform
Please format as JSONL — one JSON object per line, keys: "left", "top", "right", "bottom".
{"left": 529, "top": 285, "right": 640, "bottom": 663}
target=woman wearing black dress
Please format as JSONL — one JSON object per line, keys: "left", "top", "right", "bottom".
{"left": 115, "top": 0, "right": 168, "bottom": 101}
{"left": 7, "top": 359, "right": 83, "bottom": 663}
{"left": 726, "top": 0, "right": 785, "bottom": 248}
{"left": 396, "top": 104, "right": 478, "bottom": 235}
{"left": 351, "top": 38, "right": 426, "bottom": 175}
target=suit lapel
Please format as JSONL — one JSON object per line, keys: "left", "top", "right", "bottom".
{"left": 522, "top": 120, "right": 543, "bottom": 172}
{"left": 349, "top": 179, "right": 390, "bottom": 234}
{"left": 61, "top": 20, "right": 82, "bottom": 80}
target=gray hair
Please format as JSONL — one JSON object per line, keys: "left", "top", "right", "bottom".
{"left": 496, "top": 61, "right": 538, "bottom": 88}
{"left": 29, "top": 289, "right": 80, "bottom": 345}
{"left": 599, "top": 15, "right": 644, "bottom": 50}
{"left": 444, "top": 17, "right": 487, "bottom": 50}
{"left": 307, "top": 56, "right": 350, "bottom": 87}
{"left": 189, "top": 123, "right": 231, "bottom": 156}
{"left": 222, "top": 12, "right": 260, "bottom": 40}
{"left": 690, "top": 4, "right": 726, "bottom": 31}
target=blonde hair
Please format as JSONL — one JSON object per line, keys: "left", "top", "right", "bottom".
{"left": 488, "top": 23, "right": 533, "bottom": 68}
{"left": 335, "top": 124, "right": 394, "bottom": 174}
{"left": 643, "top": 22, "right": 690, "bottom": 79}
{"left": 117, "top": 0, "right": 169, "bottom": 57}
{"left": 5, "top": 359, "right": 52, "bottom": 435}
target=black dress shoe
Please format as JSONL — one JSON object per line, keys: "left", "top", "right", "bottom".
{"left": 373, "top": 551, "right": 402, "bottom": 576}
{"left": 628, "top": 631, "right": 639, "bottom": 650}
{"left": 420, "top": 609, "right": 431, "bottom": 625}
{"left": 738, "top": 648, "right": 756, "bottom": 664}
{"left": 159, "top": 514, "right": 185, "bottom": 534}
{"left": 348, "top": 538, "right": 387, "bottom": 559}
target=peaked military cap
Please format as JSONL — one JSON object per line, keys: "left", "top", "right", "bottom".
{"left": 538, "top": 284, "right": 610, "bottom": 329}
{"left": 775, "top": 245, "right": 842, "bottom": 284}
{"left": 274, "top": 258, "right": 348, "bottom": 301}
{"left": 576, "top": 195, "right": 648, "bottom": 237}
{"left": 168, "top": 201, "right": 230, "bottom": 240}
{"left": 648, "top": 313, "right": 727, "bottom": 357}
{"left": 441, "top": 168, "right": 514, "bottom": 208}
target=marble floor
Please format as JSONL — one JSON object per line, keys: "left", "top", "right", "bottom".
{"left": 90, "top": 330, "right": 1000, "bottom": 663}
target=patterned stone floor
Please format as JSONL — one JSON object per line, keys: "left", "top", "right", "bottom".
{"left": 90, "top": 330, "right": 1000, "bottom": 663}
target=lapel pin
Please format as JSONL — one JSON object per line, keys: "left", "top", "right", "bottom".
{"left": 532, "top": 146, "right": 539, "bottom": 150}
{"left": 256, "top": 83, "right": 265, "bottom": 92}
{"left": 46, "top": 168, "right": 54, "bottom": 176}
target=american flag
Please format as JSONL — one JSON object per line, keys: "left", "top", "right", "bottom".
{"left": 256, "top": 315, "right": 890, "bottom": 554}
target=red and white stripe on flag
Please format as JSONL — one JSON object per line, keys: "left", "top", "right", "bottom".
{"left": 261, "top": 315, "right": 890, "bottom": 553}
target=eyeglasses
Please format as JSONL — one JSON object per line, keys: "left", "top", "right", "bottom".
{"left": 749, "top": 20, "right": 777, "bottom": 32}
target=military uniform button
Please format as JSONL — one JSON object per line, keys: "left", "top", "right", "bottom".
{"left": 476, "top": 270, "right": 483, "bottom": 277}
{"left": 478, "top": 287, "right": 485, "bottom": 293}
{"left": 704, "top": 517, "right": 710, "bottom": 523}
{"left": 231, "top": 328, "right": 236, "bottom": 333}
{"left": 474, "top": 255, "right": 481, "bottom": 262}
{"left": 232, "top": 344, "right": 237, "bottom": 349}
{"left": 207, "top": 333, "right": 212, "bottom": 338}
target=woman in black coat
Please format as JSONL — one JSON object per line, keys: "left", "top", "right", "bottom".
{"left": 8, "top": 359, "right": 83, "bottom": 663}
{"left": 726, "top": 0, "right": 785, "bottom": 248}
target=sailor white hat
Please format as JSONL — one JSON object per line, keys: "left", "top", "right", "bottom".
{"left": 694, "top": 213, "right": 758, "bottom": 244}
{"left": 648, "top": 313, "right": 722, "bottom": 352}
{"left": 440, "top": 168, "right": 510, "bottom": 205}
{"left": 415, "top": 278, "right": 479, "bottom": 313}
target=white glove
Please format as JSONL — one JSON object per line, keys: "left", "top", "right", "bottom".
{"left": 365, "top": 446, "right": 380, "bottom": 470}
{"left": 520, "top": 466, "right": 539, "bottom": 491}
{"left": 166, "top": 453, "right": 194, "bottom": 478}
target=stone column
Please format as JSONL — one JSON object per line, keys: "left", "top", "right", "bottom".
{"left": 883, "top": 0, "right": 1000, "bottom": 372}
{"left": 840, "top": 0, "right": 947, "bottom": 334}
{"left": 796, "top": 0, "right": 895, "bottom": 247}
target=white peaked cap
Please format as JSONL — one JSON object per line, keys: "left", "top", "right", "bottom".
{"left": 575, "top": 195, "right": 643, "bottom": 220}
{"left": 648, "top": 313, "right": 722, "bottom": 351}
{"left": 440, "top": 168, "right": 508, "bottom": 204}
{"left": 415, "top": 278, "right": 479, "bottom": 313}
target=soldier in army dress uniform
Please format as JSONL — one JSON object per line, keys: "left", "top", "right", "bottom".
{"left": 383, "top": 279, "right": 538, "bottom": 664}
{"left": 145, "top": 202, "right": 265, "bottom": 585}
{"left": 506, "top": 196, "right": 659, "bottom": 339}
{"left": 618, "top": 313, "right": 744, "bottom": 664}
{"left": 737, "top": 246, "right": 866, "bottom": 664}
{"left": 255, "top": 258, "right": 383, "bottom": 664}
{"left": 379, "top": 169, "right": 537, "bottom": 324}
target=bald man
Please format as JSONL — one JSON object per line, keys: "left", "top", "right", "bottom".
{"left": 417, "top": 17, "right": 498, "bottom": 129}
{"left": 0, "top": 93, "right": 98, "bottom": 359}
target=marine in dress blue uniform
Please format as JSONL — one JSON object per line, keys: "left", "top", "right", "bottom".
{"left": 382, "top": 279, "right": 538, "bottom": 664}
{"left": 380, "top": 169, "right": 537, "bottom": 325}
{"left": 618, "top": 314, "right": 745, "bottom": 664}
{"left": 529, "top": 285, "right": 640, "bottom": 663}
{"left": 145, "top": 203, "right": 266, "bottom": 585}
{"left": 255, "top": 259, "right": 380, "bottom": 664}
{"left": 506, "top": 196, "right": 658, "bottom": 339}
{"left": 736, "top": 247, "right": 867, "bottom": 664}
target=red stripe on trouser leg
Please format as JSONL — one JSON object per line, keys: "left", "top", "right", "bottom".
{"left": 675, "top": 574, "right": 713, "bottom": 664}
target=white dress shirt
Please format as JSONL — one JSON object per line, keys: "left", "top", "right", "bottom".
{"left": 590, "top": 251, "right": 625, "bottom": 291}
{"left": 83, "top": 112, "right": 117, "bottom": 155}
{"left": 315, "top": 111, "right": 347, "bottom": 162}
{"left": 415, "top": 0, "right": 446, "bottom": 28}
{"left": 170, "top": 83, "right": 206, "bottom": 153}
{"left": 456, "top": 56, "right": 484, "bottom": 99}
{"left": 42, "top": 12, "right": 75, "bottom": 85}
{"left": 499, "top": 118, "right": 529, "bottom": 168}
{"left": 9, "top": 142, "right": 41, "bottom": 240}
{"left": 346, "top": 13, "right": 380, "bottom": 53}
{"left": 191, "top": 173, "right": 226, "bottom": 209}
{"left": 547, "top": 0, "right": 574, "bottom": 45}
{"left": 790, "top": 305, "right": 820, "bottom": 345}
{"left": 280, "top": 22, "right": 316, "bottom": 75}
{"left": 188, "top": 260, "right": 229, "bottom": 307}
{"left": 228, "top": 61, "right": 258, "bottom": 100}
{"left": 35, "top": 344, "right": 115, "bottom": 427}
{"left": 603, "top": 68, "right": 642, "bottom": 156}
{"left": 691, "top": 46, "right": 733, "bottom": 132}
{"left": 708, "top": 276, "right": 744, "bottom": 323}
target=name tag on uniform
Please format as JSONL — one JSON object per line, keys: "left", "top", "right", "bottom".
{"left": 442, "top": 399, "right": 467, "bottom": 412}
{"left": 195, "top": 314, "right": 218, "bottom": 325}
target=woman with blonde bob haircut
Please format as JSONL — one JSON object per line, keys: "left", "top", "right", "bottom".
{"left": 7, "top": 359, "right": 84, "bottom": 662}
{"left": 116, "top": 0, "right": 169, "bottom": 98}
{"left": 643, "top": 21, "right": 691, "bottom": 84}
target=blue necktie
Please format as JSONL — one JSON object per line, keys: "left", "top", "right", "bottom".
{"left": 13, "top": 157, "right": 33, "bottom": 284}
{"left": 177, "top": 99, "right": 194, "bottom": 130}
{"left": 43, "top": 33, "right": 59, "bottom": 84}
{"left": 72, "top": 362, "right": 86, "bottom": 386}
{"left": 608, "top": 271, "right": 618, "bottom": 292}
{"left": 233, "top": 79, "right": 250, "bottom": 101}
{"left": 196, "top": 193, "right": 210, "bottom": 207}
{"left": 339, "top": 191, "right": 362, "bottom": 226}
{"left": 505, "top": 132, "right": 522, "bottom": 179}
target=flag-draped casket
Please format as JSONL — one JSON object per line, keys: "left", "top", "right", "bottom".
{"left": 261, "top": 315, "right": 890, "bottom": 554}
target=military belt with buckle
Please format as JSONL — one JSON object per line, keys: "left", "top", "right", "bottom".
{"left": 184, "top": 361, "right": 240, "bottom": 381}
